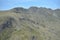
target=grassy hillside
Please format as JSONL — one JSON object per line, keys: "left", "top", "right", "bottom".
{"left": 0, "top": 7, "right": 60, "bottom": 40}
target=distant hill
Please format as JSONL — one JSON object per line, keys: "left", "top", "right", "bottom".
{"left": 0, "top": 7, "right": 60, "bottom": 40}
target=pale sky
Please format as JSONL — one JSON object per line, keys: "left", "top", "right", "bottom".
{"left": 0, "top": 0, "right": 60, "bottom": 10}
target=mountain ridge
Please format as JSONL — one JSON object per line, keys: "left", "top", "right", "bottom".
{"left": 0, "top": 7, "right": 60, "bottom": 40}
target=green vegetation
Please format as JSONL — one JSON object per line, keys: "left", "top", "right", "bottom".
{"left": 0, "top": 28, "right": 14, "bottom": 40}
{"left": 0, "top": 7, "right": 60, "bottom": 40}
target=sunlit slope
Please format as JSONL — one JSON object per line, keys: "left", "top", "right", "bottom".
{"left": 0, "top": 11, "right": 44, "bottom": 40}
{"left": 0, "top": 7, "right": 60, "bottom": 40}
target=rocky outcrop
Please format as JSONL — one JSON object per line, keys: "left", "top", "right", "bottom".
{"left": 0, "top": 17, "right": 15, "bottom": 31}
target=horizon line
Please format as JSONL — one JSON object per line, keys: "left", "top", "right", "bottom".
{"left": 0, "top": 6, "right": 60, "bottom": 11}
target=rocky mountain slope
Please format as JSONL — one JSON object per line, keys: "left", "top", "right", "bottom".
{"left": 0, "top": 7, "right": 60, "bottom": 40}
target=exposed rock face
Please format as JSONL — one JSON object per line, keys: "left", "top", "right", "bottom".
{"left": 0, "top": 17, "right": 16, "bottom": 40}
{"left": 0, "top": 7, "right": 60, "bottom": 40}
{"left": 0, "top": 17, "right": 15, "bottom": 31}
